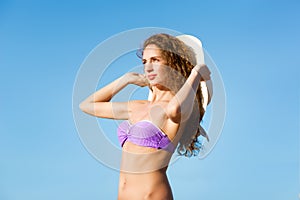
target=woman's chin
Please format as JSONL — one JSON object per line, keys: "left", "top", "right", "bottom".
{"left": 148, "top": 80, "right": 158, "bottom": 87}
{"left": 149, "top": 81, "right": 162, "bottom": 87}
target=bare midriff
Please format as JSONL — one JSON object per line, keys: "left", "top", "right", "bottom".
{"left": 118, "top": 168, "right": 173, "bottom": 200}
{"left": 118, "top": 141, "right": 174, "bottom": 200}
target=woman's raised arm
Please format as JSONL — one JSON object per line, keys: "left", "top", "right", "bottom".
{"left": 79, "top": 72, "right": 148, "bottom": 119}
{"left": 166, "top": 64, "right": 211, "bottom": 123}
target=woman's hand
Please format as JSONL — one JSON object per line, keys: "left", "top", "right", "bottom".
{"left": 125, "top": 72, "right": 149, "bottom": 87}
{"left": 192, "top": 64, "right": 211, "bottom": 81}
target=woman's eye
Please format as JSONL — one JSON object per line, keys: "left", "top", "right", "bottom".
{"left": 142, "top": 60, "right": 146, "bottom": 64}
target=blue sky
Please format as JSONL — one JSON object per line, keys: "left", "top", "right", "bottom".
{"left": 1, "top": 0, "right": 299, "bottom": 199}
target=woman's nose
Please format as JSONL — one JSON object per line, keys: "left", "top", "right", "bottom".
{"left": 144, "top": 63, "right": 153, "bottom": 73}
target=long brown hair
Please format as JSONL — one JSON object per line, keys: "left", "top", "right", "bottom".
{"left": 138, "top": 33, "right": 205, "bottom": 157}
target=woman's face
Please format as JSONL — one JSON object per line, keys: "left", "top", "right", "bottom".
{"left": 142, "top": 44, "right": 169, "bottom": 88}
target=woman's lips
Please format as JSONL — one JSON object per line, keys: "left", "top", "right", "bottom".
{"left": 147, "top": 74, "right": 157, "bottom": 80}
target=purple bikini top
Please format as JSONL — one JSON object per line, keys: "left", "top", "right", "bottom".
{"left": 117, "top": 120, "right": 175, "bottom": 153}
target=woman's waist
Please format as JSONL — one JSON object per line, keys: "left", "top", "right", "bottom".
{"left": 119, "top": 170, "right": 170, "bottom": 192}
{"left": 120, "top": 167, "right": 168, "bottom": 179}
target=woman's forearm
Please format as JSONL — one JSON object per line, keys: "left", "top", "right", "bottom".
{"left": 167, "top": 69, "right": 202, "bottom": 122}
{"left": 79, "top": 72, "right": 148, "bottom": 118}
{"left": 82, "top": 74, "right": 129, "bottom": 104}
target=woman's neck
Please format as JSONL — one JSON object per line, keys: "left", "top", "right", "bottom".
{"left": 149, "top": 86, "right": 174, "bottom": 103}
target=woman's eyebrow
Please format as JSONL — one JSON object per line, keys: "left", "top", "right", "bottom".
{"left": 149, "top": 55, "right": 162, "bottom": 60}
{"left": 142, "top": 55, "right": 163, "bottom": 64}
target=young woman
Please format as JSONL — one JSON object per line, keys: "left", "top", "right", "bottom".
{"left": 80, "top": 33, "right": 211, "bottom": 200}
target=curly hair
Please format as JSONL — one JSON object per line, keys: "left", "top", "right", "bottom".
{"left": 138, "top": 33, "right": 206, "bottom": 157}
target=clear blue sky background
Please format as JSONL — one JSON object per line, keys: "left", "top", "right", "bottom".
{"left": 1, "top": 0, "right": 299, "bottom": 199}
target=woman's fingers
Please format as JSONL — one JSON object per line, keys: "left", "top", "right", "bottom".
{"left": 193, "top": 64, "right": 211, "bottom": 81}
{"left": 127, "top": 72, "right": 149, "bottom": 87}
{"left": 137, "top": 74, "right": 149, "bottom": 87}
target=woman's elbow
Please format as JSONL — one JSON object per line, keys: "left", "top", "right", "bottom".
{"left": 79, "top": 101, "right": 89, "bottom": 113}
